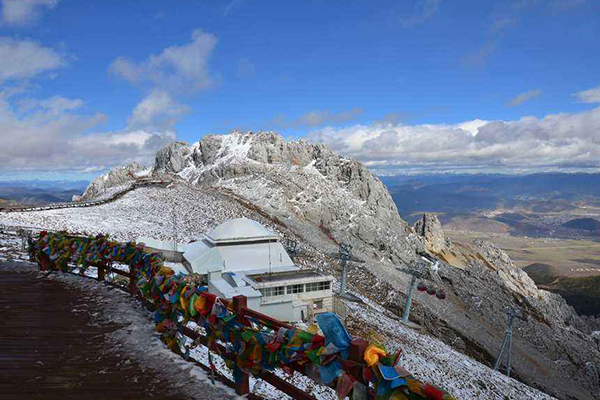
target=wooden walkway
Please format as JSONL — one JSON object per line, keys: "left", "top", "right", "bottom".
{"left": 0, "top": 262, "right": 193, "bottom": 400}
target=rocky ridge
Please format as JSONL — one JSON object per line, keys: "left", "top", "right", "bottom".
{"left": 78, "top": 131, "right": 600, "bottom": 400}
{"left": 150, "top": 131, "right": 424, "bottom": 265}
{"left": 75, "top": 162, "right": 149, "bottom": 201}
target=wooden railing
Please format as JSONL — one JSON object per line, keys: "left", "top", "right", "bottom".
{"left": 35, "top": 252, "right": 329, "bottom": 399}
{"left": 30, "top": 231, "right": 458, "bottom": 400}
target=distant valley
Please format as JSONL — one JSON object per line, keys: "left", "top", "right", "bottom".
{"left": 383, "top": 172, "right": 600, "bottom": 240}
{"left": 383, "top": 172, "right": 600, "bottom": 316}
{"left": 0, "top": 180, "right": 89, "bottom": 208}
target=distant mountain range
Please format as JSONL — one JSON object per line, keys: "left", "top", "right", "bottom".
{"left": 0, "top": 180, "right": 89, "bottom": 206}
{"left": 382, "top": 172, "right": 600, "bottom": 234}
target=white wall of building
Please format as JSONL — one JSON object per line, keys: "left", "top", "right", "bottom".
{"left": 255, "top": 276, "right": 334, "bottom": 317}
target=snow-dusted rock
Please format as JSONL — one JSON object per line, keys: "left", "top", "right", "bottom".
{"left": 154, "top": 141, "right": 193, "bottom": 174}
{"left": 151, "top": 131, "right": 423, "bottom": 265}
{"left": 75, "top": 162, "right": 147, "bottom": 201}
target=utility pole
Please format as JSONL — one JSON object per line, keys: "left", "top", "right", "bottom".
{"left": 330, "top": 243, "right": 364, "bottom": 300}
{"left": 494, "top": 306, "right": 524, "bottom": 377}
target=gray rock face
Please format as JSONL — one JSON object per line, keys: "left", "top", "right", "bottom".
{"left": 413, "top": 213, "right": 449, "bottom": 254}
{"left": 434, "top": 240, "right": 600, "bottom": 399}
{"left": 151, "top": 131, "right": 423, "bottom": 265}
{"left": 153, "top": 141, "right": 193, "bottom": 174}
{"left": 76, "top": 162, "right": 146, "bottom": 201}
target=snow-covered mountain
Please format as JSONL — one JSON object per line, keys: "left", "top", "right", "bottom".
{"left": 17, "top": 131, "right": 600, "bottom": 399}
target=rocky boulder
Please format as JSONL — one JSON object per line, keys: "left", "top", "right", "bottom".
{"left": 413, "top": 213, "right": 449, "bottom": 254}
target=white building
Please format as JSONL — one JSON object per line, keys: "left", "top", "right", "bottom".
{"left": 187, "top": 218, "right": 334, "bottom": 323}
{"left": 183, "top": 218, "right": 297, "bottom": 275}
{"left": 138, "top": 218, "right": 334, "bottom": 323}
{"left": 249, "top": 270, "right": 334, "bottom": 322}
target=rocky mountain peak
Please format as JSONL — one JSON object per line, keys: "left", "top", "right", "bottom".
{"left": 84, "top": 130, "right": 422, "bottom": 264}
{"left": 413, "top": 213, "right": 449, "bottom": 254}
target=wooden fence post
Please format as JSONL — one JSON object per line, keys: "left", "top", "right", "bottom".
{"left": 232, "top": 295, "right": 250, "bottom": 396}
{"left": 98, "top": 262, "right": 105, "bottom": 282}
{"left": 129, "top": 264, "right": 137, "bottom": 296}
{"left": 349, "top": 339, "right": 369, "bottom": 382}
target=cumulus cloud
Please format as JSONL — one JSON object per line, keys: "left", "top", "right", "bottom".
{"left": 0, "top": 37, "right": 65, "bottom": 82}
{"left": 507, "top": 89, "right": 541, "bottom": 107}
{"left": 1, "top": 0, "right": 57, "bottom": 26}
{"left": 307, "top": 107, "right": 600, "bottom": 174}
{"left": 574, "top": 85, "right": 600, "bottom": 104}
{"left": 0, "top": 89, "right": 175, "bottom": 173}
{"left": 109, "top": 29, "right": 219, "bottom": 94}
{"left": 401, "top": 0, "right": 440, "bottom": 28}
{"left": 128, "top": 90, "right": 190, "bottom": 130}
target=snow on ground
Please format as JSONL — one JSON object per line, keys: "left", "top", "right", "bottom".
{"left": 0, "top": 231, "right": 30, "bottom": 263}
{"left": 0, "top": 183, "right": 279, "bottom": 243}
{"left": 2, "top": 261, "right": 241, "bottom": 400}
{"left": 344, "top": 299, "right": 556, "bottom": 400}
{"left": 0, "top": 185, "right": 558, "bottom": 400}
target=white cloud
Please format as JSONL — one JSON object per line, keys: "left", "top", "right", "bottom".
{"left": 298, "top": 108, "right": 363, "bottom": 127}
{"left": 38, "top": 95, "right": 84, "bottom": 114}
{"left": 0, "top": 89, "right": 176, "bottom": 173}
{"left": 401, "top": 0, "right": 441, "bottom": 28}
{"left": 507, "top": 89, "right": 541, "bottom": 107}
{"left": 109, "top": 29, "right": 219, "bottom": 94}
{"left": 573, "top": 85, "right": 600, "bottom": 104}
{"left": 271, "top": 108, "right": 364, "bottom": 129}
{"left": 128, "top": 90, "right": 190, "bottom": 130}
{"left": 0, "top": 37, "right": 65, "bottom": 82}
{"left": 307, "top": 106, "right": 600, "bottom": 174}
{"left": 1, "top": 0, "right": 57, "bottom": 26}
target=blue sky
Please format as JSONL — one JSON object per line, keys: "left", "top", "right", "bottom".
{"left": 0, "top": 0, "right": 599, "bottom": 179}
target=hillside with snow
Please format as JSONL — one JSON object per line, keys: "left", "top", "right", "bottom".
{"left": 0, "top": 195, "right": 554, "bottom": 400}
{"left": 2, "top": 131, "right": 599, "bottom": 400}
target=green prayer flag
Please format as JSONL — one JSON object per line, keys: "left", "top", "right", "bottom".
{"left": 241, "top": 330, "right": 254, "bottom": 342}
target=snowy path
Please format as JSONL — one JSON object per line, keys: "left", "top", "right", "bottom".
{"left": 0, "top": 261, "right": 240, "bottom": 400}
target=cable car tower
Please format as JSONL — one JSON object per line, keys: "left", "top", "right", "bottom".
{"left": 330, "top": 243, "right": 364, "bottom": 301}
{"left": 398, "top": 259, "right": 446, "bottom": 324}
{"left": 494, "top": 306, "right": 525, "bottom": 377}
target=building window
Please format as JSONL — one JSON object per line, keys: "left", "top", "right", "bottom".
{"left": 313, "top": 300, "right": 323, "bottom": 309}
{"left": 305, "top": 281, "right": 331, "bottom": 292}
{"left": 262, "top": 286, "right": 285, "bottom": 297}
{"left": 287, "top": 284, "right": 304, "bottom": 294}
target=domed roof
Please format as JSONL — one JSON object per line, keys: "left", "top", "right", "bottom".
{"left": 206, "top": 218, "right": 278, "bottom": 244}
